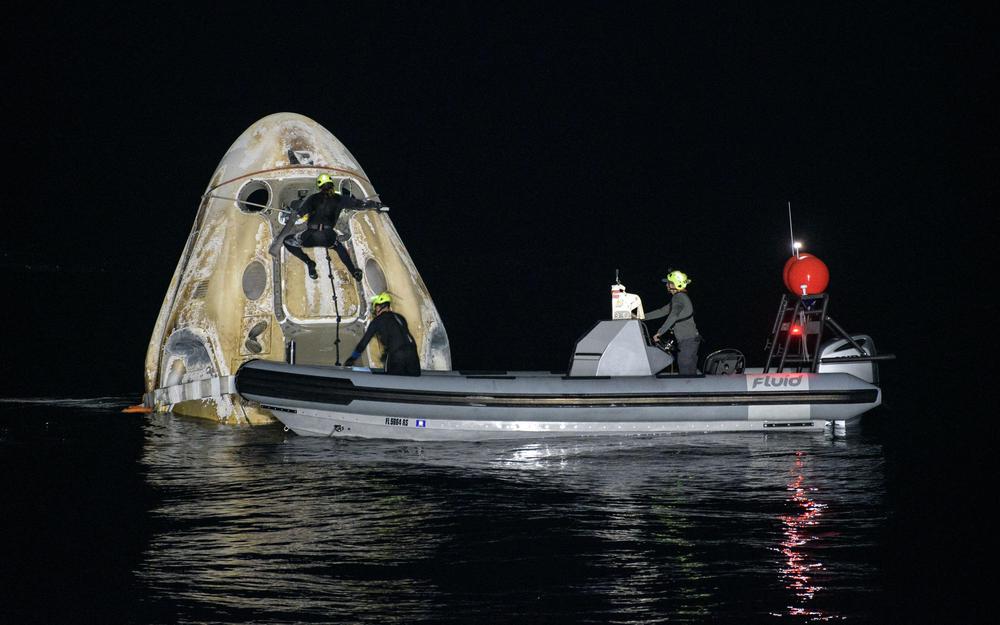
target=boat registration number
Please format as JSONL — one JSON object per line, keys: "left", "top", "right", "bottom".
{"left": 384, "top": 418, "right": 427, "bottom": 427}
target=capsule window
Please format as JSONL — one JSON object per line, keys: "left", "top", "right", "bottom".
{"left": 340, "top": 178, "right": 361, "bottom": 199}
{"left": 237, "top": 180, "right": 271, "bottom": 213}
{"left": 242, "top": 261, "right": 267, "bottom": 300}
{"left": 364, "top": 258, "right": 387, "bottom": 294}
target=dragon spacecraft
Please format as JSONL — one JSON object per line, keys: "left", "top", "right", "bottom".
{"left": 144, "top": 113, "right": 451, "bottom": 424}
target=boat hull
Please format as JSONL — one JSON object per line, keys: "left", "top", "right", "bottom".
{"left": 236, "top": 360, "right": 880, "bottom": 440}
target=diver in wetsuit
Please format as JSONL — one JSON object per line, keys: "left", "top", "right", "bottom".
{"left": 282, "top": 173, "right": 374, "bottom": 281}
{"left": 344, "top": 292, "right": 421, "bottom": 376}
{"left": 645, "top": 269, "right": 702, "bottom": 374}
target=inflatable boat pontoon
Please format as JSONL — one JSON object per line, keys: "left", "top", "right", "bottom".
{"left": 235, "top": 312, "right": 886, "bottom": 440}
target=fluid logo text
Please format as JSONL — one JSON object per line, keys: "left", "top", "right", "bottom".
{"left": 750, "top": 376, "right": 804, "bottom": 389}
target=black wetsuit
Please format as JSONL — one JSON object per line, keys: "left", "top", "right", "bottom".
{"left": 646, "top": 292, "right": 701, "bottom": 374}
{"left": 283, "top": 190, "right": 365, "bottom": 274}
{"left": 352, "top": 311, "right": 421, "bottom": 376}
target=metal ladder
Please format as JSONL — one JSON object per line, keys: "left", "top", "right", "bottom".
{"left": 763, "top": 293, "right": 871, "bottom": 373}
{"left": 763, "top": 294, "right": 827, "bottom": 372}
{"left": 283, "top": 248, "right": 366, "bottom": 367}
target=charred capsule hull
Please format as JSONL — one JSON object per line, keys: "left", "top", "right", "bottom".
{"left": 235, "top": 360, "right": 881, "bottom": 441}
{"left": 144, "top": 113, "right": 450, "bottom": 423}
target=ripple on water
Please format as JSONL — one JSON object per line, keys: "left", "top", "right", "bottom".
{"left": 129, "top": 413, "right": 887, "bottom": 623}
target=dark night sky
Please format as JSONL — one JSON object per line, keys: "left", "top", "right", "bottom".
{"left": 4, "top": 9, "right": 995, "bottom": 617}
{"left": 5, "top": 3, "right": 996, "bottom": 396}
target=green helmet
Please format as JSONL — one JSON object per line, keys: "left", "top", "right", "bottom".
{"left": 316, "top": 173, "right": 338, "bottom": 191}
{"left": 663, "top": 270, "right": 691, "bottom": 289}
{"left": 371, "top": 292, "right": 392, "bottom": 311}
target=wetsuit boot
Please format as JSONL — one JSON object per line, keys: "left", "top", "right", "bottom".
{"left": 283, "top": 235, "right": 319, "bottom": 279}
{"left": 331, "top": 240, "right": 364, "bottom": 282}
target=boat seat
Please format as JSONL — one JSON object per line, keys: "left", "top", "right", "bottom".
{"left": 703, "top": 349, "right": 745, "bottom": 375}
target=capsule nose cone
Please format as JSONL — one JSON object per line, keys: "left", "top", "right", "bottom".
{"left": 211, "top": 113, "right": 371, "bottom": 191}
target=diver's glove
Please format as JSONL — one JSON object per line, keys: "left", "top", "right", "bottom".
{"left": 361, "top": 199, "right": 383, "bottom": 209}
{"left": 344, "top": 351, "right": 362, "bottom": 367}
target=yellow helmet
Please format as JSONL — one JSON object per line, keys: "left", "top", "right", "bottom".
{"left": 371, "top": 292, "right": 392, "bottom": 311}
{"left": 663, "top": 270, "right": 691, "bottom": 289}
{"left": 316, "top": 173, "right": 338, "bottom": 191}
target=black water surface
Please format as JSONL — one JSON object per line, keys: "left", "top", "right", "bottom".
{"left": 2, "top": 395, "right": 983, "bottom": 624}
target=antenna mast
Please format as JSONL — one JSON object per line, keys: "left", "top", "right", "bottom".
{"left": 787, "top": 201, "right": 799, "bottom": 259}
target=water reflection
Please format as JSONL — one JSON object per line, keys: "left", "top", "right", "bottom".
{"left": 135, "top": 416, "right": 886, "bottom": 624}
{"left": 775, "top": 450, "right": 832, "bottom": 621}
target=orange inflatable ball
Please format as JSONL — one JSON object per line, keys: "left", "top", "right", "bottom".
{"left": 783, "top": 253, "right": 812, "bottom": 289}
{"left": 784, "top": 254, "right": 829, "bottom": 295}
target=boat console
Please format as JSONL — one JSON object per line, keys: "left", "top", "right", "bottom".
{"left": 567, "top": 320, "right": 673, "bottom": 377}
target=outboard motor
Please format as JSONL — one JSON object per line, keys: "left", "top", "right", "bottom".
{"left": 817, "top": 335, "right": 879, "bottom": 384}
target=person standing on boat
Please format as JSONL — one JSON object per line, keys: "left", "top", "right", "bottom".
{"left": 281, "top": 173, "right": 373, "bottom": 281}
{"left": 646, "top": 269, "right": 702, "bottom": 374}
{"left": 344, "top": 292, "right": 421, "bottom": 376}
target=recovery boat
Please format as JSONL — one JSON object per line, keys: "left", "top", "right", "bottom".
{"left": 235, "top": 276, "right": 890, "bottom": 440}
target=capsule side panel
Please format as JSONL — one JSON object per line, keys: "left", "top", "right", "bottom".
{"left": 348, "top": 212, "right": 452, "bottom": 370}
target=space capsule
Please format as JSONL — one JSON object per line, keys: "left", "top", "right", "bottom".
{"left": 143, "top": 113, "right": 451, "bottom": 423}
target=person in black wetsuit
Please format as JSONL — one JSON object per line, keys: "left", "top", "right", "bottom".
{"left": 344, "top": 292, "right": 421, "bottom": 376}
{"left": 283, "top": 173, "right": 374, "bottom": 281}
{"left": 645, "top": 269, "right": 701, "bottom": 374}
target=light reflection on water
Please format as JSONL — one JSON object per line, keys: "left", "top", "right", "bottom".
{"left": 136, "top": 414, "right": 887, "bottom": 624}
{"left": 774, "top": 451, "right": 835, "bottom": 621}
